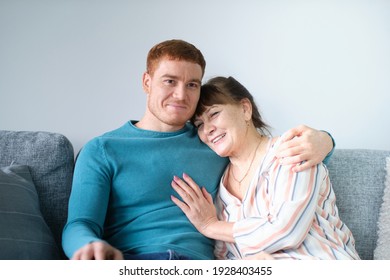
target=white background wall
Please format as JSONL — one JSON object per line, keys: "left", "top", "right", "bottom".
{"left": 1, "top": 0, "right": 389, "bottom": 154}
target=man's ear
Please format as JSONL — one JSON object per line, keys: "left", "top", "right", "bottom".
{"left": 142, "top": 72, "right": 151, "bottom": 94}
{"left": 241, "top": 98, "right": 253, "bottom": 121}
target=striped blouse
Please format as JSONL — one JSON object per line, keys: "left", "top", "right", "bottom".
{"left": 214, "top": 137, "right": 360, "bottom": 260}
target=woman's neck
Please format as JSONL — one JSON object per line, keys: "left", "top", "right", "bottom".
{"left": 228, "top": 131, "right": 266, "bottom": 169}
{"left": 224, "top": 133, "right": 268, "bottom": 200}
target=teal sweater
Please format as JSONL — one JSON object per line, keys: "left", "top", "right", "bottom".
{"left": 62, "top": 121, "right": 228, "bottom": 259}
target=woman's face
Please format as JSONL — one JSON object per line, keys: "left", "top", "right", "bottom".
{"left": 193, "top": 102, "right": 249, "bottom": 157}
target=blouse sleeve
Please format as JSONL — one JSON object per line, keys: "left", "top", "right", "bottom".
{"left": 233, "top": 160, "right": 328, "bottom": 257}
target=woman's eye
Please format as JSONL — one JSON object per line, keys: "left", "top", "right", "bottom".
{"left": 194, "top": 122, "right": 203, "bottom": 129}
{"left": 210, "top": 111, "right": 219, "bottom": 118}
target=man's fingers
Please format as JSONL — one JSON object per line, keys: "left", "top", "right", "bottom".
{"left": 71, "top": 241, "right": 124, "bottom": 260}
{"left": 279, "top": 153, "right": 305, "bottom": 165}
{"left": 113, "top": 250, "right": 124, "bottom": 260}
{"left": 280, "top": 128, "right": 299, "bottom": 142}
{"left": 72, "top": 245, "right": 95, "bottom": 260}
{"left": 276, "top": 144, "right": 304, "bottom": 159}
{"left": 71, "top": 251, "right": 81, "bottom": 260}
{"left": 280, "top": 125, "right": 309, "bottom": 142}
{"left": 291, "top": 159, "right": 318, "bottom": 173}
{"left": 94, "top": 250, "right": 106, "bottom": 260}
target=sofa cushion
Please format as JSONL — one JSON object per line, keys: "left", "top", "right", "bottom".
{"left": 0, "top": 130, "right": 74, "bottom": 259}
{"left": 327, "top": 149, "right": 390, "bottom": 260}
{"left": 374, "top": 157, "right": 390, "bottom": 259}
{"left": 0, "top": 165, "right": 60, "bottom": 259}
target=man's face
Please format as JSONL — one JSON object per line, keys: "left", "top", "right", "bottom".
{"left": 142, "top": 59, "right": 203, "bottom": 131}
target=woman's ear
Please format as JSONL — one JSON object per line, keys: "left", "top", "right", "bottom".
{"left": 240, "top": 98, "right": 253, "bottom": 121}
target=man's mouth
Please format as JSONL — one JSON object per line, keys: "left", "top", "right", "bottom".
{"left": 167, "top": 103, "right": 187, "bottom": 110}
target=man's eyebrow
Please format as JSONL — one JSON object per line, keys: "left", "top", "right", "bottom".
{"left": 161, "top": 74, "right": 178, "bottom": 80}
{"left": 190, "top": 79, "right": 202, "bottom": 85}
{"left": 161, "top": 74, "right": 201, "bottom": 84}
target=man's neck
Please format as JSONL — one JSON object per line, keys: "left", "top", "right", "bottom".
{"left": 135, "top": 117, "right": 186, "bottom": 132}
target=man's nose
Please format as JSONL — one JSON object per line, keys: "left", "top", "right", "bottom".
{"left": 172, "top": 85, "right": 187, "bottom": 100}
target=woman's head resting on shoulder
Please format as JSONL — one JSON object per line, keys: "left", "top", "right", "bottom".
{"left": 191, "top": 76, "right": 270, "bottom": 156}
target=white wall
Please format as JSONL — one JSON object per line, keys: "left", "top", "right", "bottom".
{"left": 1, "top": 0, "right": 389, "bottom": 154}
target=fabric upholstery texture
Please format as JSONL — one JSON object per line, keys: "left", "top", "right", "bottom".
{"left": 373, "top": 157, "right": 390, "bottom": 259}
{"left": 0, "top": 165, "right": 60, "bottom": 259}
{"left": 0, "top": 130, "right": 74, "bottom": 259}
{"left": 1, "top": 129, "right": 389, "bottom": 260}
{"left": 327, "top": 149, "right": 390, "bottom": 260}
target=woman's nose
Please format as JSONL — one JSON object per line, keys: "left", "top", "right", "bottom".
{"left": 203, "top": 122, "right": 215, "bottom": 135}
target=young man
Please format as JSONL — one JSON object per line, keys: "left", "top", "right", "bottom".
{"left": 62, "top": 39, "right": 334, "bottom": 260}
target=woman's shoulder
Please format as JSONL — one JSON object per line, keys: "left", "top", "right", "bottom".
{"left": 258, "top": 136, "right": 281, "bottom": 168}
{"left": 267, "top": 136, "right": 282, "bottom": 151}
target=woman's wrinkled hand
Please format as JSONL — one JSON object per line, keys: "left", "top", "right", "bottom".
{"left": 171, "top": 173, "right": 218, "bottom": 236}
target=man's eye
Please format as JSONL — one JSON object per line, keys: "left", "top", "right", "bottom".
{"left": 187, "top": 82, "right": 199, "bottom": 88}
{"left": 164, "top": 79, "right": 175, "bottom": 85}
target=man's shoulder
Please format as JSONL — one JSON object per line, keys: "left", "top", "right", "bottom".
{"left": 81, "top": 122, "right": 132, "bottom": 147}
{"left": 100, "top": 121, "right": 133, "bottom": 138}
{"left": 84, "top": 122, "right": 140, "bottom": 146}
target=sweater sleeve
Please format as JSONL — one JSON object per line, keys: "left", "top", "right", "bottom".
{"left": 233, "top": 161, "right": 327, "bottom": 257}
{"left": 322, "top": 131, "right": 336, "bottom": 165}
{"left": 62, "top": 138, "right": 112, "bottom": 258}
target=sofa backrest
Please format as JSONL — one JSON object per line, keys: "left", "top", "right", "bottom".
{"left": 0, "top": 130, "right": 74, "bottom": 259}
{"left": 327, "top": 149, "right": 390, "bottom": 260}
{"left": 1, "top": 130, "right": 388, "bottom": 260}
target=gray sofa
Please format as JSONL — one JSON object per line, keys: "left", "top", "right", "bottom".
{"left": 0, "top": 130, "right": 389, "bottom": 260}
{"left": 0, "top": 130, "right": 74, "bottom": 259}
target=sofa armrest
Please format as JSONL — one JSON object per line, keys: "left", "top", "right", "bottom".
{"left": 0, "top": 130, "right": 74, "bottom": 259}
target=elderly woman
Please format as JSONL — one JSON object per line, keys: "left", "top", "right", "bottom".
{"left": 171, "top": 76, "right": 359, "bottom": 260}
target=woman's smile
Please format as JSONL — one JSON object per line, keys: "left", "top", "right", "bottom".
{"left": 211, "top": 133, "right": 226, "bottom": 144}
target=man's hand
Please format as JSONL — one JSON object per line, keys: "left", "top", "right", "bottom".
{"left": 71, "top": 241, "right": 124, "bottom": 260}
{"left": 276, "top": 125, "right": 333, "bottom": 172}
